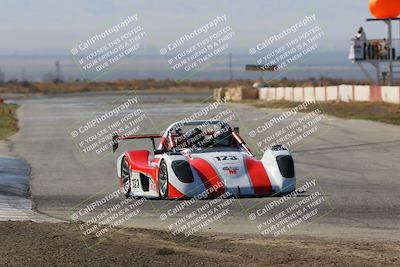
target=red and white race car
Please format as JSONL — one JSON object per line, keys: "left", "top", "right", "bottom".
{"left": 113, "top": 120, "right": 295, "bottom": 199}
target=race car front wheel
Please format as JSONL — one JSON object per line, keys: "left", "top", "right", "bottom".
{"left": 121, "top": 157, "right": 131, "bottom": 198}
{"left": 158, "top": 160, "right": 168, "bottom": 199}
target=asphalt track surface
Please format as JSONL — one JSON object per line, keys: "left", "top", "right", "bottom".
{"left": 8, "top": 91, "right": 400, "bottom": 241}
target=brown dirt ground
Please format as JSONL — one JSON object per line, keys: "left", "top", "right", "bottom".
{"left": 0, "top": 221, "right": 399, "bottom": 267}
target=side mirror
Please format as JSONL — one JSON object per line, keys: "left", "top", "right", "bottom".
{"left": 112, "top": 133, "right": 119, "bottom": 152}
{"left": 233, "top": 127, "right": 240, "bottom": 133}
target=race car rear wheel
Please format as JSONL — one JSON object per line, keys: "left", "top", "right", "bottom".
{"left": 121, "top": 157, "right": 131, "bottom": 198}
{"left": 158, "top": 160, "right": 168, "bottom": 199}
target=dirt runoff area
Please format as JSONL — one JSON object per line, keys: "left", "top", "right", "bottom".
{"left": 0, "top": 221, "right": 398, "bottom": 267}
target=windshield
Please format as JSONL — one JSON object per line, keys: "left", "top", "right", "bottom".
{"left": 167, "top": 122, "right": 237, "bottom": 151}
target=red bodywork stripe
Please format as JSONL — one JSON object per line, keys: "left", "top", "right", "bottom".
{"left": 151, "top": 158, "right": 160, "bottom": 190}
{"left": 232, "top": 131, "right": 254, "bottom": 157}
{"left": 124, "top": 150, "right": 158, "bottom": 180}
{"left": 151, "top": 158, "right": 160, "bottom": 165}
{"left": 159, "top": 137, "right": 167, "bottom": 149}
{"left": 168, "top": 183, "right": 186, "bottom": 198}
{"left": 168, "top": 135, "right": 175, "bottom": 148}
{"left": 245, "top": 157, "right": 272, "bottom": 194}
{"left": 189, "top": 157, "right": 225, "bottom": 197}
{"left": 123, "top": 151, "right": 186, "bottom": 199}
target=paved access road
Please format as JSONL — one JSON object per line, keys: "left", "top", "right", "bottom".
{"left": 9, "top": 91, "right": 400, "bottom": 240}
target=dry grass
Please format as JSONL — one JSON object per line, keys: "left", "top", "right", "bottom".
{"left": 0, "top": 79, "right": 253, "bottom": 95}
{"left": 0, "top": 77, "right": 388, "bottom": 95}
{"left": 0, "top": 104, "right": 18, "bottom": 140}
{"left": 248, "top": 100, "right": 400, "bottom": 125}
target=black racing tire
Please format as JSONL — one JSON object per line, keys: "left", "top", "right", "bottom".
{"left": 158, "top": 160, "right": 169, "bottom": 199}
{"left": 121, "top": 157, "right": 131, "bottom": 198}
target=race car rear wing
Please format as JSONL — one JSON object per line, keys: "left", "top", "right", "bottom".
{"left": 112, "top": 133, "right": 161, "bottom": 152}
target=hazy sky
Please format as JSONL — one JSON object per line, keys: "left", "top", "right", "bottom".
{"left": 0, "top": 0, "right": 394, "bottom": 54}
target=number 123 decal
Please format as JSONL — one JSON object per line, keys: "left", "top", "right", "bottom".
{"left": 215, "top": 155, "right": 238, "bottom": 161}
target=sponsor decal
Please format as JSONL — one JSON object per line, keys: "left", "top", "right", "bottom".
{"left": 222, "top": 166, "right": 239, "bottom": 175}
